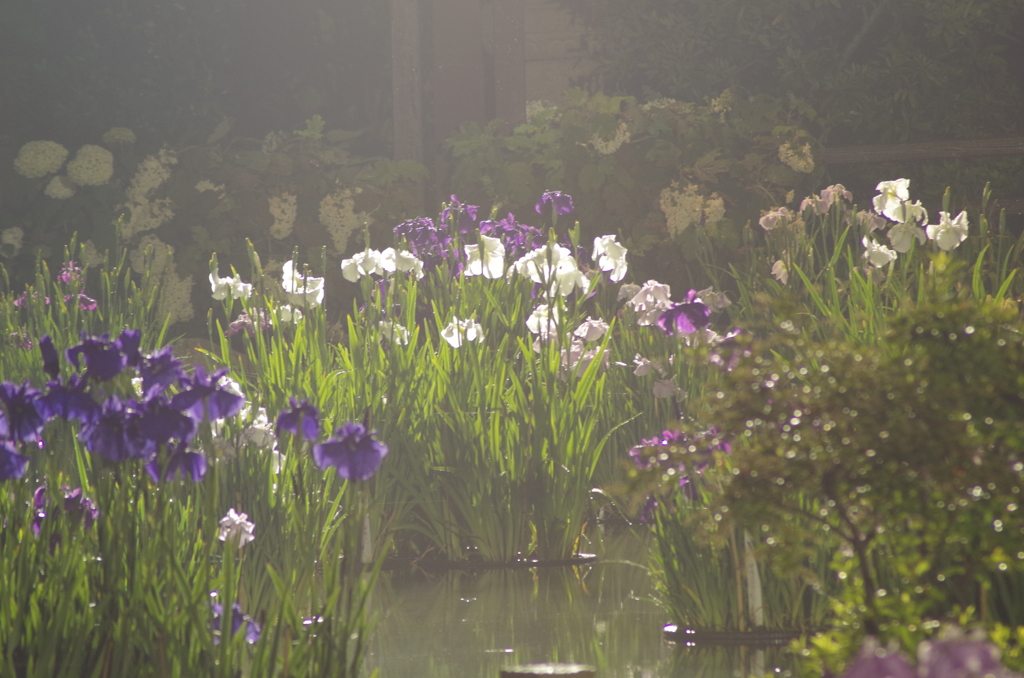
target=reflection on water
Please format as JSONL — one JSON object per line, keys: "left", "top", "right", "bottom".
{"left": 367, "top": 530, "right": 797, "bottom": 678}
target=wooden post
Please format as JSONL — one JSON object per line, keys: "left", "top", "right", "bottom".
{"left": 391, "top": 0, "right": 424, "bottom": 164}
{"left": 430, "top": 0, "right": 487, "bottom": 145}
{"left": 492, "top": 0, "right": 526, "bottom": 127}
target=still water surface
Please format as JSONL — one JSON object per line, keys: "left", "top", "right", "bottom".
{"left": 366, "top": 531, "right": 795, "bottom": 678}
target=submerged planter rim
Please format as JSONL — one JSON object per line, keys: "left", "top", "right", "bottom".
{"left": 663, "top": 624, "right": 804, "bottom": 647}
{"left": 383, "top": 553, "right": 598, "bottom": 572}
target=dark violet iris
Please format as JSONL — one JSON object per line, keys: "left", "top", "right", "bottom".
{"left": 535, "top": 190, "right": 574, "bottom": 217}
{"left": 0, "top": 381, "right": 45, "bottom": 443}
{"left": 170, "top": 366, "right": 244, "bottom": 424}
{"left": 312, "top": 422, "right": 388, "bottom": 481}
{"left": 480, "top": 213, "right": 543, "bottom": 261}
{"left": 138, "top": 346, "right": 187, "bottom": 399}
{"left": 145, "top": 445, "right": 207, "bottom": 482}
{"left": 62, "top": 487, "right": 100, "bottom": 529}
{"left": 138, "top": 397, "right": 196, "bottom": 446}
{"left": 66, "top": 334, "right": 127, "bottom": 382}
{"left": 40, "top": 335, "right": 60, "bottom": 380}
{"left": 439, "top": 195, "right": 480, "bottom": 236}
{"left": 211, "top": 600, "right": 261, "bottom": 645}
{"left": 0, "top": 440, "right": 29, "bottom": 481}
{"left": 655, "top": 290, "right": 711, "bottom": 335}
{"left": 276, "top": 397, "right": 320, "bottom": 441}
{"left": 393, "top": 216, "right": 453, "bottom": 270}
{"left": 79, "top": 396, "right": 154, "bottom": 462}
{"left": 116, "top": 329, "right": 143, "bottom": 367}
{"left": 36, "top": 375, "right": 101, "bottom": 425}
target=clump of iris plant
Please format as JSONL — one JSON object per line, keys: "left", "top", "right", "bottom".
{"left": 0, "top": 330, "right": 245, "bottom": 483}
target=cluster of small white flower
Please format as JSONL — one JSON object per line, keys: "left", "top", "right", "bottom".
{"left": 129, "top": 234, "right": 175, "bottom": 279}
{"left": 121, "top": 150, "right": 177, "bottom": 239}
{"left": 44, "top": 175, "right": 76, "bottom": 200}
{"left": 778, "top": 142, "right": 815, "bottom": 173}
{"left": 157, "top": 270, "right": 194, "bottom": 325}
{"left": 1, "top": 227, "right": 25, "bottom": 257}
{"left": 589, "top": 121, "right": 631, "bottom": 155}
{"left": 319, "top": 189, "right": 367, "bottom": 255}
{"left": 195, "top": 179, "right": 225, "bottom": 194}
{"left": 102, "top": 127, "right": 136, "bottom": 144}
{"left": 660, "top": 182, "right": 725, "bottom": 237}
{"left": 13, "top": 140, "right": 68, "bottom": 178}
{"left": 268, "top": 192, "right": 298, "bottom": 240}
{"left": 525, "top": 99, "right": 557, "bottom": 121}
{"left": 639, "top": 98, "right": 683, "bottom": 112}
{"left": 79, "top": 240, "right": 105, "bottom": 267}
{"left": 66, "top": 144, "right": 114, "bottom": 186}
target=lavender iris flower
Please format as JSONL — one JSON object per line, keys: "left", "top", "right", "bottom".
{"left": 0, "top": 440, "right": 29, "bottom": 481}
{"left": 535, "top": 191, "right": 574, "bottom": 216}
{"left": 655, "top": 290, "right": 711, "bottom": 335}
{"left": 0, "top": 381, "right": 45, "bottom": 443}
{"left": 39, "top": 335, "right": 60, "bottom": 380}
{"left": 840, "top": 640, "right": 916, "bottom": 678}
{"left": 276, "top": 397, "right": 320, "bottom": 441}
{"left": 312, "top": 422, "right": 388, "bottom": 481}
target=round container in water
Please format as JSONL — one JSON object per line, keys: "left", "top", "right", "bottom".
{"left": 500, "top": 663, "right": 596, "bottom": 677}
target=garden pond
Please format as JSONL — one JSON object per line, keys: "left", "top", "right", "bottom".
{"left": 366, "top": 530, "right": 796, "bottom": 678}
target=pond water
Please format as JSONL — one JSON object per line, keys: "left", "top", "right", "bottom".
{"left": 366, "top": 530, "right": 797, "bottom": 678}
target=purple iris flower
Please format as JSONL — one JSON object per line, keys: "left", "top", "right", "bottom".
{"left": 535, "top": 191, "right": 574, "bottom": 216}
{"left": 138, "top": 346, "right": 186, "bottom": 399}
{"left": 145, "top": 445, "right": 207, "bottom": 482}
{"left": 0, "top": 440, "right": 29, "bottom": 481}
{"left": 32, "top": 485, "right": 100, "bottom": 536}
{"left": 656, "top": 290, "right": 711, "bottom": 335}
{"left": 440, "top": 195, "right": 480, "bottom": 236}
{"left": 394, "top": 217, "right": 454, "bottom": 270}
{"left": 211, "top": 601, "right": 261, "bottom": 644}
{"left": 480, "top": 214, "right": 544, "bottom": 261}
{"left": 917, "top": 635, "right": 1009, "bottom": 678}
{"left": 40, "top": 335, "right": 60, "bottom": 380}
{"left": 62, "top": 487, "right": 100, "bottom": 529}
{"left": 66, "top": 334, "right": 127, "bottom": 382}
{"left": 79, "top": 396, "right": 154, "bottom": 462}
{"left": 138, "top": 397, "right": 196, "bottom": 446}
{"left": 0, "top": 381, "right": 45, "bottom": 443}
{"left": 276, "top": 397, "right": 320, "bottom": 441}
{"left": 312, "top": 422, "right": 389, "bottom": 481}
{"left": 840, "top": 640, "right": 916, "bottom": 678}
{"left": 32, "top": 485, "right": 48, "bottom": 535}
{"left": 36, "top": 375, "right": 101, "bottom": 425}
{"left": 116, "top": 329, "right": 143, "bottom": 367}
{"left": 169, "top": 366, "right": 244, "bottom": 424}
